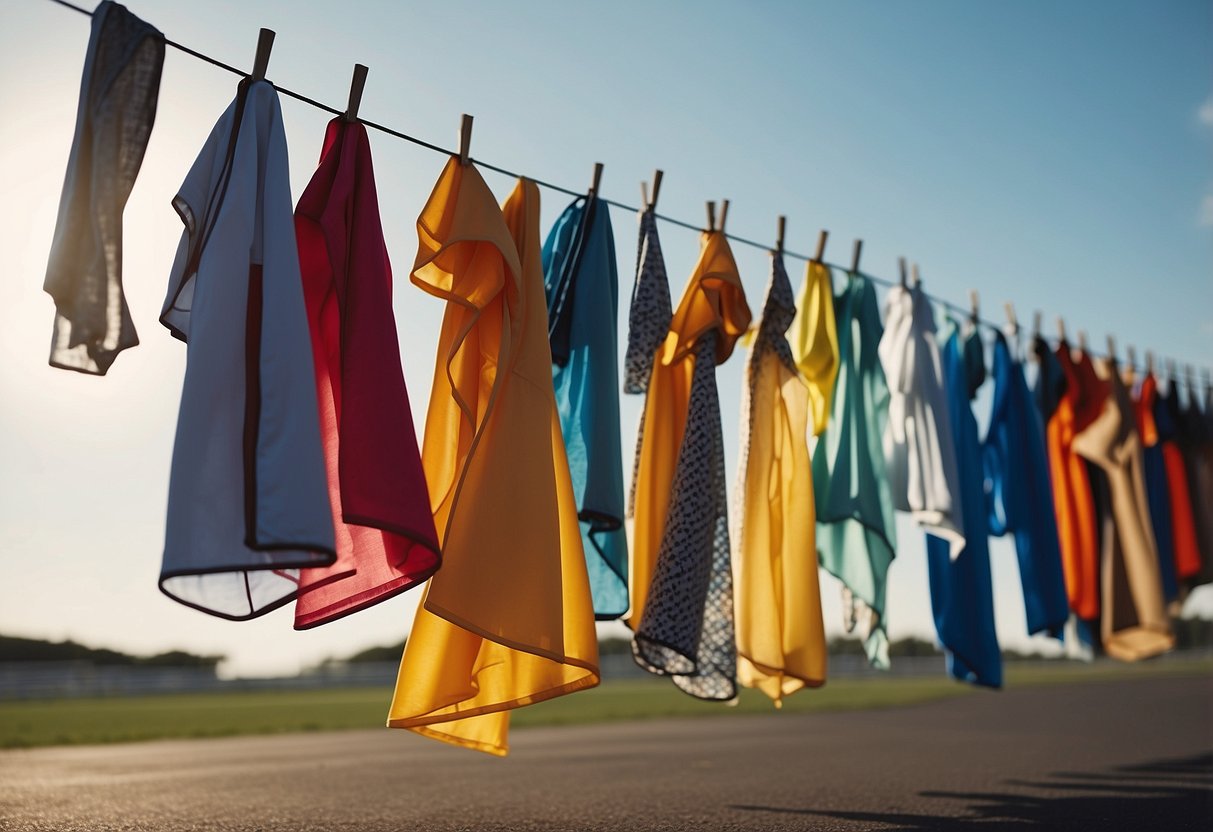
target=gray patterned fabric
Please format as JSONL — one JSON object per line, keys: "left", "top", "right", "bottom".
{"left": 632, "top": 331, "right": 737, "bottom": 701}
{"left": 624, "top": 208, "right": 672, "bottom": 517}
{"left": 44, "top": 1, "right": 163, "bottom": 375}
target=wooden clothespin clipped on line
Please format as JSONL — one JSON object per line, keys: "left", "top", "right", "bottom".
{"left": 718, "top": 200, "right": 730, "bottom": 233}
{"left": 1146, "top": 350, "right": 1156, "bottom": 376}
{"left": 251, "top": 28, "right": 275, "bottom": 80}
{"left": 458, "top": 114, "right": 473, "bottom": 166}
{"left": 1167, "top": 357, "right": 1178, "bottom": 382}
{"left": 705, "top": 201, "right": 717, "bottom": 232}
{"left": 814, "top": 230, "right": 829, "bottom": 264}
{"left": 588, "top": 163, "right": 604, "bottom": 198}
{"left": 898, "top": 257, "right": 908, "bottom": 288}
{"left": 1004, "top": 302, "right": 1019, "bottom": 336}
{"left": 775, "top": 215, "right": 787, "bottom": 254}
{"left": 1057, "top": 316, "right": 1067, "bottom": 343}
{"left": 912, "top": 262, "right": 921, "bottom": 287}
{"left": 344, "top": 64, "right": 368, "bottom": 122}
{"left": 1077, "top": 329, "right": 1089, "bottom": 353}
{"left": 969, "top": 290, "right": 980, "bottom": 326}
{"left": 1126, "top": 345, "right": 1138, "bottom": 372}
{"left": 851, "top": 239, "right": 863, "bottom": 274}
{"left": 1106, "top": 334, "right": 1117, "bottom": 365}
{"left": 1032, "top": 310, "right": 1043, "bottom": 339}
{"left": 640, "top": 169, "right": 663, "bottom": 212}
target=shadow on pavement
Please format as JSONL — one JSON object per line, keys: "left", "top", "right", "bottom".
{"left": 729, "top": 753, "right": 1213, "bottom": 830}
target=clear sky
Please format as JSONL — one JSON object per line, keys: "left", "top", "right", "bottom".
{"left": 1, "top": 0, "right": 1210, "bottom": 677}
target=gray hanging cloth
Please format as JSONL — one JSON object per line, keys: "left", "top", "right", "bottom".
{"left": 44, "top": 1, "right": 164, "bottom": 375}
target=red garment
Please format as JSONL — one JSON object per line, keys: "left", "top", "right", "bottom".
{"left": 1048, "top": 344, "right": 1107, "bottom": 620}
{"left": 292, "top": 118, "right": 440, "bottom": 628}
{"left": 1137, "top": 375, "right": 1203, "bottom": 582}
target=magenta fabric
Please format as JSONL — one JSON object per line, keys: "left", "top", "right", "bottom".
{"left": 292, "top": 117, "right": 440, "bottom": 628}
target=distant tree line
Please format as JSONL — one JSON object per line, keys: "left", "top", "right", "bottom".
{"left": 0, "top": 636, "right": 223, "bottom": 668}
{"left": 8, "top": 615, "right": 1211, "bottom": 671}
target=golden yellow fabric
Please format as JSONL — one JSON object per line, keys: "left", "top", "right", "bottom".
{"left": 387, "top": 163, "right": 599, "bottom": 756}
{"left": 788, "top": 260, "right": 839, "bottom": 436}
{"left": 628, "top": 230, "right": 751, "bottom": 632}
{"left": 732, "top": 254, "right": 826, "bottom": 706}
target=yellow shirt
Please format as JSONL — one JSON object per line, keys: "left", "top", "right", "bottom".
{"left": 732, "top": 253, "right": 827, "bottom": 706}
{"left": 788, "top": 260, "right": 839, "bottom": 436}
{"left": 387, "top": 163, "right": 599, "bottom": 756}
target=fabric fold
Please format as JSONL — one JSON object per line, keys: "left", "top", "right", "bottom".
{"left": 983, "top": 332, "right": 1069, "bottom": 639}
{"left": 158, "top": 79, "right": 335, "bottom": 619}
{"left": 731, "top": 251, "right": 825, "bottom": 706}
{"left": 878, "top": 283, "right": 964, "bottom": 555}
{"left": 387, "top": 165, "right": 598, "bottom": 756}
{"left": 44, "top": 1, "right": 164, "bottom": 374}
{"left": 291, "top": 118, "right": 440, "bottom": 629}
{"left": 925, "top": 326, "right": 1001, "bottom": 687}
{"left": 542, "top": 195, "right": 628, "bottom": 619}
{"left": 811, "top": 272, "right": 896, "bottom": 669}
{"left": 630, "top": 230, "right": 751, "bottom": 700}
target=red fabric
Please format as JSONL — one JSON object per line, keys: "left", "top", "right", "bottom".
{"left": 292, "top": 118, "right": 440, "bottom": 628}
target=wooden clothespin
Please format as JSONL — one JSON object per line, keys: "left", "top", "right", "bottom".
{"left": 1145, "top": 350, "right": 1155, "bottom": 375}
{"left": 968, "top": 290, "right": 980, "bottom": 325}
{"left": 588, "top": 162, "right": 604, "bottom": 198}
{"left": 706, "top": 201, "right": 717, "bottom": 232}
{"left": 1166, "top": 357, "right": 1178, "bottom": 381}
{"left": 851, "top": 239, "right": 863, "bottom": 274}
{"left": 344, "top": 64, "right": 368, "bottom": 122}
{"left": 1032, "top": 311, "right": 1042, "bottom": 338}
{"left": 718, "top": 199, "right": 730, "bottom": 233}
{"left": 814, "top": 230, "right": 829, "bottom": 264}
{"left": 898, "top": 257, "right": 908, "bottom": 287}
{"left": 458, "top": 114, "right": 473, "bottom": 166}
{"left": 1004, "top": 302, "right": 1019, "bottom": 333}
{"left": 251, "top": 28, "right": 275, "bottom": 80}
{"left": 912, "top": 263, "right": 921, "bottom": 287}
{"left": 1077, "top": 329, "right": 1088, "bottom": 352}
{"left": 775, "top": 215, "right": 787, "bottom": 254}
{"left": 641, "top": 169, "right": 663, "bottom": 211}
{"left": 1126, "top": 345, "right": 1137, "bottom": 371}
{"left": 1106, "top": 335, "right": 1117, "bottom": 364}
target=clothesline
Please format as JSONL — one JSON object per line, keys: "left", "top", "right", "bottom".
{"left": 44, "top": 0, "right": 1210, "bottom": 386}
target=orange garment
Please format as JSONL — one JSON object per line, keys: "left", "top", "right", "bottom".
{"left": 1047, "top": 344, "right": 1106, "bottom": 620}
{"left": 628, "top": 230, "right": 751, "bottom": 634}
{"left": 386, "top": 164, "right": 598, "bottom": 756}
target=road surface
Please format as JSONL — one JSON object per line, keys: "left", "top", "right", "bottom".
{"left": 1, "top": 675, "right": 1210, "bottom": 830}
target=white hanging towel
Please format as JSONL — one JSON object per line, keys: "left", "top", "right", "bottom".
{"left": 158, "top": 79, "right": 335, "bottom": 619}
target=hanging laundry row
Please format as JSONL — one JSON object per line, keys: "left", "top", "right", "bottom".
{"left": 39, "top": 2, "right": 1213, "bottom": 757}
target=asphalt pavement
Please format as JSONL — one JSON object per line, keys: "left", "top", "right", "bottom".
{"left": 1, "top": 674, "right": 1210, "bottom": 830}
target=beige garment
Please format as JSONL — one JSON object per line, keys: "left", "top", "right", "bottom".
{"left": 1072, "top": 359, "right": 1173, "bottom": 662}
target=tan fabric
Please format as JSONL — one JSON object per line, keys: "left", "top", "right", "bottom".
{"left": 1072, "top": 359, "right": 1173, "bottom": 662}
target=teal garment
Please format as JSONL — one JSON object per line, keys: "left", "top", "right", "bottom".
{"left": 542, "top": 196, "right": 628, "bottom": 619}
{"left": 812, "top": 273, "right": 896, "bottom": 668}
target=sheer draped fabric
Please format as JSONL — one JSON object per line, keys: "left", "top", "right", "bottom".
{"left": 387, "top": 167, "right": 598, "bottom": 755}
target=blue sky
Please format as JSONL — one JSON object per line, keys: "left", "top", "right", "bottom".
{"left": 0, "top": 0, "right": 1209, "bottom": 676}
